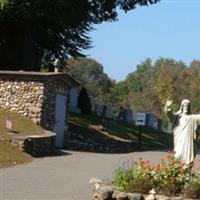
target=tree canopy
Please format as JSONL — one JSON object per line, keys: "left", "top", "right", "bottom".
{"left": 66, "top": 57, "right": 115, "bottom": 107}
{"left": 112, "top": 57, "right": 200, "bottom": 120}
{"left": 66, "top": 56, "right": 200, "bottom": 124}
{"left": 0, "top": 0, "right": 159, "bottom": 70}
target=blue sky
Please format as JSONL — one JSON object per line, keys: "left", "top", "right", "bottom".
{"left": 84, "top": 0, "right": 200, "bottom": 82}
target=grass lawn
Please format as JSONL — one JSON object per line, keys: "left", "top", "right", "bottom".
{"left": 69, "top": 113, "right": 173, "bottom": 150}
{"left": 0, "top": 108, "right": 44, "bottom": 168}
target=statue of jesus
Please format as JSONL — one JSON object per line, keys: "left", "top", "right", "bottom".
{"left": 165, "top": 99, "right": 200, "bottom": 165}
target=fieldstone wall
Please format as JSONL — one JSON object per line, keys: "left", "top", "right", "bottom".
{"left": 12, "top": 131, "right": 56, "bottom": 157}
{"left": 0, "top": 80, "right": 44, "bottom": 124}
{"left": 90, "top": 178, "right": 186, "bottom": 200}
{"left": 65, "top": 123, "right": 136, "bottom": 153}
{"left": 42, "top": 79, "right": 69, "bottom": 130}
{"left": 90, "top": 178, "right": 145, "bottom": 200}
{"left": 0, "top": 78, "right": 69, "bottom": 131}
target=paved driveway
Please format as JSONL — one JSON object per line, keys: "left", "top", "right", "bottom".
{"left": 1, "top": 150, "right": 200, "bottom": 200}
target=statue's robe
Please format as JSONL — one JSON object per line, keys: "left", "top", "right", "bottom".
{"left": 166, "top": 109, "right": 200, "bottom": 164}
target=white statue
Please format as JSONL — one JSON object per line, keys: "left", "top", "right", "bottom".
{"left": 165, "top": 99, "right": 200, "bottom": 165}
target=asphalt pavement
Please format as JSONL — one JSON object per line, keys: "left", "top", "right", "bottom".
{"left": 1, "top": 150, "right": 200, "bottom": 200}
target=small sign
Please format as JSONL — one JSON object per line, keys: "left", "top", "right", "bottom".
{"left": 135, "top": 113, "right": 146, "bottom": 126}
{"left": 5, "top": 117, "right": 13, "bottom": 129}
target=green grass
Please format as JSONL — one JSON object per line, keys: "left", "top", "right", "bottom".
{"left": 0, "top": 142, "right": 32, "bottom": 168}
{"left": 0, "top": 108, "right": 44, "bottom": 136}
{"left": 0, "top": 108, "right": 44, "bottom": 168}
{"left": 69, "top": 113, "right": 173, "bottom": 150}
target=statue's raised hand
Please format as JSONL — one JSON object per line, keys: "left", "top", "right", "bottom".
{"left": 165, "top": 98, "right": 173, "bottom": 112}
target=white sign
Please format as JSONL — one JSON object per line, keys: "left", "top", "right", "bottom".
{"left": 135, "top": 113, "right": 146, "bottom": 126}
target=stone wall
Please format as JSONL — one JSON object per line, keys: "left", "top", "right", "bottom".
{"left": 42, "top": 79, "right": 69, "bottom": 130}
{"left": 0, "top": 77, "right": 69, "bottom": 131}
{"left": 90, "top": 178, "right": 184, "bottom": 200}
{"left": 0, "top": 80, "right": 44, "bottom": 124}
{"left": 65, "top": 123, "right": 136, "bottom": 153}
{"left": 12, "top": 131, "right": 56, "bottom": 157}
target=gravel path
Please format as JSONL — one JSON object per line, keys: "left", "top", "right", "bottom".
{"left": 1, "top": 150, "right": 200, "bottom": 200}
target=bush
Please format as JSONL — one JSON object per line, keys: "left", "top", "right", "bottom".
{"left": 184, "top": 171, "right": 200, "bottom": 199}
{"left": 78, "top": 87, "right": 92, "bottom": 114}
{"left": 113, "top": 152, "right": 196, "bottom": 196}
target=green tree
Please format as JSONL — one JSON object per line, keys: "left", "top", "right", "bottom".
{"left": 113, "top": 58, "right": 157, "bottom": 114}
{"left": 153, "top": 58, "right": 187, "bottom": 110}
{"left": 113, "top": 58, "right": 190, "bottom": 118}
{"left": 0, "top": 0, "right": 159, "bottom": 70}
{"left": 126, "top": 58, "right": 153, "bottom": 92}
{"left": 78, "top": 87, "right": 92, "bottom": 114}
{"left": 66, "top": 57, "right": 115, "bottom": 107}
{"left": 187, "top": 60, "right": 200, "bottom": 113}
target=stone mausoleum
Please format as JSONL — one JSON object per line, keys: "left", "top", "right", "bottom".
{"left": 0, "top": 71, "right": 79, "bottom": 147}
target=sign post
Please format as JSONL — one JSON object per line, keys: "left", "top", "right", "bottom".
{"left": 135, "top": 113, "right": 146, "bottom": 149}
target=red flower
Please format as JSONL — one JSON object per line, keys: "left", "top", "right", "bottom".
{"left": 172, "top": 159, "right": 177, "bottom": 164}
{"left": 142, "top": 161, "right": 151, "bottom": 170}
{"left": 154, "top": 164, "right": 161, "bottom": 171}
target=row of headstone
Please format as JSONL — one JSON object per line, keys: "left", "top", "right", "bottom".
{"left": 118, "top": 108, "right": 133, "bottom": 123}
{"left": 70, "top": 93, "right": 163, "bottom": 130}
{"left": 93, "top": 104, "right": 134, "bottom": 124}
{"left": 93, "top": 104, "right": 113, "bottom": 119}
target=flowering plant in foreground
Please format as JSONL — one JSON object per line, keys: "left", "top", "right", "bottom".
{"left": 113, "top": 152, "right": 200, "bottom": 197}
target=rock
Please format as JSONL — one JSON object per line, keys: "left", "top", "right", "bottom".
{"left": 99, "top": 186, "right": 114, "bottom": 200}
{"left": 5, "top": 102, "right": 10, "bottom": 106}
{"left": 28, "top": 106, "right": 41, "bottom": 113}
{"left": 90, "top": 177, "right": 103, "bottom": 190}
{"left": 146, "top": 189, "right": 157, "bottom": 200}
{"left": 132, "top": 193, "right": 145, "bottom": 200}
{"left": 145, "top": 194, "right": 156, "bottom": 200}
{"left": 156, "top": 195, "right": 170, "bottom": 200}
{"left": 92, "top": 192, "right": 100, "bottom": 200}
{"left": 116, "top": 192, "right": 130, "bottom": 200}
{"left": 92, "top": 187, "right": 112, "bottom": 200}
{"left": 112, "top": 190, "right": 120, "bottom": 199}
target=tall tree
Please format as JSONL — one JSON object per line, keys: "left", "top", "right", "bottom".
{"left": 66, "top": 57, "right": 115, "bottom": 107}
{"left": 0, "top": 0, "right": 160, "bottom": 70}
{"left": 153, "top": 58, "right": 187, "bottom": 110}
{"left": 187, "top": 60, "right": 200, "bottom": 113}
{"left": 126, "top": 58, "right": 153, "bottom": 92}
{"left": 113, "top": 58, "right": 157, "bottom": 114}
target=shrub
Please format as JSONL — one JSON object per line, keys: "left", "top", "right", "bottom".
{"left": 113, "top": 153, "right": 194, "bottom": 196}
{"left": 78, "top": 87, "right": 92, "bottom": 114}
{"left": 152, "top": 153, "right": 191, "bottom": 195}
{"left": 184, "top": 171, "right": 200, "bottom": 199}
{"left": 114, "top": 158, "right": 154, "bottom": 193}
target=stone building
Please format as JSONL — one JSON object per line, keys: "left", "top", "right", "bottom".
{"left": 0, "top": 71, "right": 79, "bottom": 147}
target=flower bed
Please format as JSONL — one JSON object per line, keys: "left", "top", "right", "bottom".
{"left": 113, "top": 153, "right": 200, "bottom": 199}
